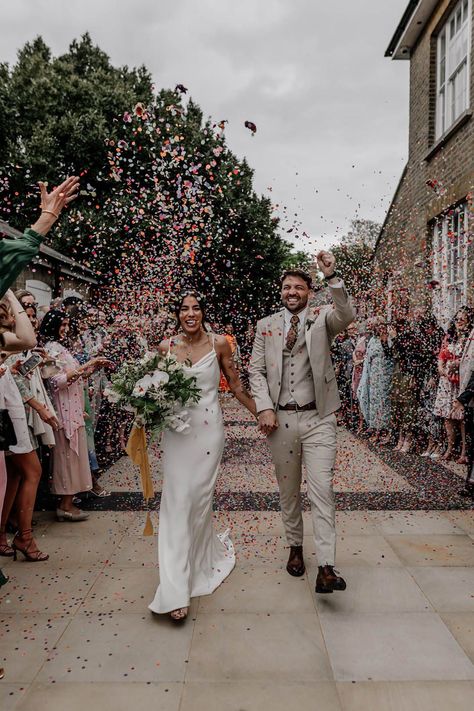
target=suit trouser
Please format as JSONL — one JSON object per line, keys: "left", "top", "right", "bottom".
{"left": 267, "top": 409, "right": 337, "bottom": 566}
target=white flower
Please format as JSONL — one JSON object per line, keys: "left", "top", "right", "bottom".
{"left": 132, "top": 374, "right": 153, "bottom": 396}
{"left": 150, "top": 370, "right": 169, "bottom": 387}
{"left": 104, "top": 386, "right": 121, "bottom": 404}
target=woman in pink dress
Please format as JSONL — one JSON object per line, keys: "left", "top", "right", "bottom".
{"left": 433, "top": 308, "right": 474, "bottom": 462}
{"left": 39, "top": 310, "right": 111, "bottom": 521}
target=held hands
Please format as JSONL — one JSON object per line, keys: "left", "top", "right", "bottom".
{"left": 316, "top": 250, "right": 336, "bottom": 278}
{"left": 258, "top": 409, "right": 279, "bottom": 436}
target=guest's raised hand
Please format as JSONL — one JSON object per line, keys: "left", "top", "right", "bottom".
{"left": 39, "top": 176, "right": 80, "bottom": 219}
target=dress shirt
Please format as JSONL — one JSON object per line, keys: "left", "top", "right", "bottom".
{"left": 283, "top": 306, "right": 308, "bottom": 337}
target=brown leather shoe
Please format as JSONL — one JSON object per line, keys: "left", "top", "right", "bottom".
{"left": 286, "top": 545, "right": 305, "bottom": 577}
{"left": 315, "top": 565, "right": 346, "bottom": 594}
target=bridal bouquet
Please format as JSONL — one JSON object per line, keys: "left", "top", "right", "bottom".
{"left": 104, "top": 351, "right": 201, "bottom": 438}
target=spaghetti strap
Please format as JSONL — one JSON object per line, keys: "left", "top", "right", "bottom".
{"left": 167, "top": 338, "right": 173, "bottom": 356}
{"left": 210, "top": 332, "right": 216, "bottom": 351}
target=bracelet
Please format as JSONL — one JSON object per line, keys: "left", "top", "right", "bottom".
{"left": 17, "top": 310, "right": 26, "bottom": 314}
{"left": 41, "top": 209, "right": 59, "bottom": 219}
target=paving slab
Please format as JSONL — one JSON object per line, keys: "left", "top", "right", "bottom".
{"left": 36, "top": 612, "right": 195, "bottom": 683}
{"left": 187, "top": 612, "right": 333, "bottom": 682}
{"left": 336, "top": 680, "right": 474, "bottom": 710}
{"left": 319, "top": 611, "right": 474, "bottom": 681}
{"left": 180, "top": 681, "right": 342, "bottom": 711}
{"left": 409, "top": 566, "right": 474, "bottom": 612}
{"left": 16, "top": 682, "right": 183, "bottom": 711}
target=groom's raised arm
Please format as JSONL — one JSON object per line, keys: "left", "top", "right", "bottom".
{"left": 325, "top": 281, "right": 356, "bottom": 340}
{"left": 249, "top": 320, "right": 275, "bottom": 413}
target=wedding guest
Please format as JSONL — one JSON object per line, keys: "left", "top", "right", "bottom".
{"left": 433, "top": 307, "right": 474, "bottom": 462}
{"left": 0, "top": 365, "right": 12, "bottom": 583}
{"left": 332, "top": 323, "right": 357, "bottom": 426}
{"left": 352, "top": 320, "right": 372, "bottom": 434}
{"left": 357, "top": 318, "right": 394, "bottom": 444}
{"left": 219, "top": 323, "right": 240, "bottom": 393}
{"left": 387, "top": 315, "right": 426, "bottom": 453}
{"left": 15, "top": 290, "right": 37, "bottom": 310}
{"left": 452, "top": 325, "right": 474, "bottom": 497}
{"left": 0, "top": 176, "right": 79, "bottom": 299}
{"left": 418, "top": 315, "right": 445, "bottom": 459}
{"left": 39, "top": 310, "right": 111, "bottom": 521}
{"left": 0, "top": 294, "right": 49, "bottom": 562}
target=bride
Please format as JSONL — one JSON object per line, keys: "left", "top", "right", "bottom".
{"left": 148, "top": 291, "right": 256, "bottom": 621}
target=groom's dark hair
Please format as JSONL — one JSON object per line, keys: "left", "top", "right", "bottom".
{"left": 174, "top": 290, "right": 208, "bottom": 331}
{"left": 280, "top": 269, "right": 312, "bottom": 289}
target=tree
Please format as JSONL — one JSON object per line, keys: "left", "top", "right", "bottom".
{"left": 0, "top": 36, "right": 296, "bottom": 341}
{"left": 329, "top": 219, "right": 380, "bottom": 304}
{"left": 0, "top": 34, "right": 153, "bottom": 225}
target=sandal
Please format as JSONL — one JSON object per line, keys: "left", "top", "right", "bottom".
{"left": 456, "top": 456, "right": 469, "bottom": 465}
{"left": 89, "top": 486, "right": 110, "bottom": 498}
{"left": 12, "top": 530, "right": 49, "bottom": 562}
{"left": 170, "top": 607, "right": 189, "bottom": 622}
{"left": 0, "top": 542, "right": 14, "bottom": 557}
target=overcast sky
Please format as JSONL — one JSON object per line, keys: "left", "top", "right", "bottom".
{"left": 0, "top": 0, "right": 410, "bottom": 253}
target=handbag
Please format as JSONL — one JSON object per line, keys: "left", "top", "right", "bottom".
{"left": 0, "top": 409, "right": 17, "bottom": 451}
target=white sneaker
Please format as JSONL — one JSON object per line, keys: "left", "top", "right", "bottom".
{"left": 430, "top": 452, "right": 441, "bottom": 460}
{"left": 420, "top": 451, "right": 430, "bottom": 457}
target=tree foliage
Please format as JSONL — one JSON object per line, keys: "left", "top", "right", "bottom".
{"left": 0, "top": 35, "right": 298, "bottom": 335}
{"left": 329, "top": 219, "right": 379, "bottom": 303}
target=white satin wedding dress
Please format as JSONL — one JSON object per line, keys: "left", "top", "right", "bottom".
{"left": 148, "top": 338, "right": 235, "bottom": 614}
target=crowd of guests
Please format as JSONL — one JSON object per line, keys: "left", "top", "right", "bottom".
{"left": 332, "top": 306, "right": 474, "bottom": 499}
{"left": 0, "top": 288, "right": 151, "bottom": 586}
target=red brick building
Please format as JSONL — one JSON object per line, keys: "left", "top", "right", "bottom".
{"left": 375, "top": 0, "right": 474, "bottom": 326}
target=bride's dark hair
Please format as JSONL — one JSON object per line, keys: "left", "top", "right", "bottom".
{"left": 174, "top": 290, "right": 208, "bottom": 331}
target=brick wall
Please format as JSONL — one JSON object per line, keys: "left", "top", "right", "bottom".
{"left": 375, "top": 0, "right": 474, "bottom": 316}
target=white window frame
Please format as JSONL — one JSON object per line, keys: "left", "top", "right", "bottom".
{"left": 432, "top": 201, "right": 471, "bottom": 325}
{"left": 25, "top": 279, "right": 52, "bottom": 308}
{"left": 436, "top": 0, "right": 471, "bottom": 139}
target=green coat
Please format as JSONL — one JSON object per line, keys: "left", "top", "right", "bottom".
{"left": 0, "top": 228, "right": 44, "bottom": 299}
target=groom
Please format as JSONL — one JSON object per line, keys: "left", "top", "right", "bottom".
{"left": 249, "top": 252, "right": 355, "bottom": 593}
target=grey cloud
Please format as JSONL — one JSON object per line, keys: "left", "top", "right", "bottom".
{"left": 0, "top": 0, "right": 409, "bottom": 250}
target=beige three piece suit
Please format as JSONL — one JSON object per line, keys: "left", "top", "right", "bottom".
{"left": 249, "top": 283, "right": 355, "bottom": 565}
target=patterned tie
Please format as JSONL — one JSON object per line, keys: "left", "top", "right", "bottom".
{"left": 286, "top": 314, "right": 300, "bottom": 351}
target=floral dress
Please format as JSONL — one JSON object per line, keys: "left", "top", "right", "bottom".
{"left": 433, "top": 336, "right": 466, "bottom": 421}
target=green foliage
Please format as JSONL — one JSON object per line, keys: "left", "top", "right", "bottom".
{"left": 0, "top": 35, "right": 292, "bottom": 336}
{"left": 107, "top": 351, "right": 201, "bottom": 439}
{"left": 329, "top": 219, "right": 379, "bottom": 302}
{"left": 0, "top": 33, "right": 153, "bottom": 225}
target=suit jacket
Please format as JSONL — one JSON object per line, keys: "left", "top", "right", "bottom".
{"left": 249, "top": 283, "right": 355, "bottom": 418}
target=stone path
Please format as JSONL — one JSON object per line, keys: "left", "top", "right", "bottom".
{"left": 1, "top": 399, "right": 474, "bottom": 710}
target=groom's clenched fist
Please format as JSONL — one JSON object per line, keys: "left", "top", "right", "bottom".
{"left": 258, "top": 409, "right": 279, "bottom": 436}
{"left": 316, "top": 250, "right": 336, "bottom": 278}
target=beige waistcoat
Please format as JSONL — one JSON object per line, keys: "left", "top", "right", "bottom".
{"left": 279, "top": 327, "right": 316, "bottom": 407}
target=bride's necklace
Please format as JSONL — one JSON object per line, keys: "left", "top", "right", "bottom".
{"left": 179, "top": 330, "right": 207, "bottom": 363}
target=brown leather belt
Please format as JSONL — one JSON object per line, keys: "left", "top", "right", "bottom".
{"left": 278, "top": 401, "right": 317, "bottom": 412}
